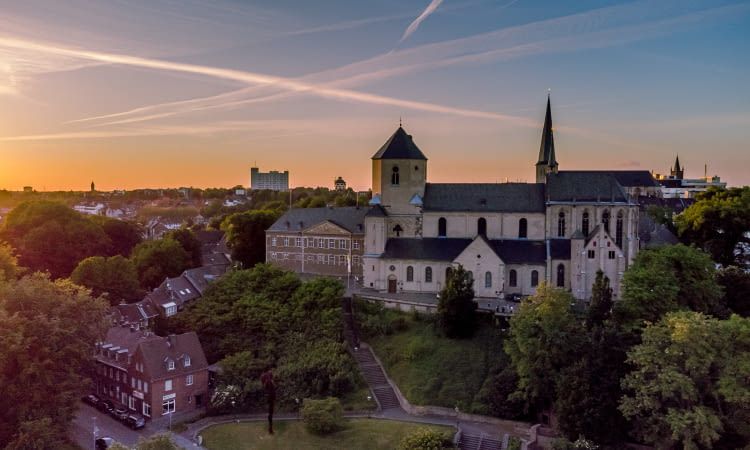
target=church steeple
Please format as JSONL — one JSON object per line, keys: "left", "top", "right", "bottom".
{"left": 671, "top": 155, "right": 684, "bottom": 179}
{"left": 536, "top": 94, "right": 558, "bottom": 183}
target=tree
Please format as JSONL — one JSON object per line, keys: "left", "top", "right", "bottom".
{"left": 90, "top": 216, "right": 143, "bottom": 257}
{"left": 71, "top": 255, "right": 141, "bottom": 305}
{"left": 586, "top": 270, "right": 613, "bottom": 330}
{"left": 0, "top": 274, "right": 109, "bottom": 447}
{"left": 130, "top": 238, "right": 191, "bottom": 289}
{"left": 437, "top": 265, "right": 477, "bottom": 338}
{"left": 616, "top": 244, "right": 726, "bottom": 328}
{"left": 619, "top": 312, "right": 750, "bottom": 449}
{"left": 717, "top": 266, "right": 750, "bottom": 317}
{"left": 398, "top": 428, "right": 452, "bottom": 450}
{"left": 675, "top": 186, "right": 750, "bottom": 267}
{"left": 0, "top": 242, "right": 20, "bottom": 281}
{"left": 165, "top": 228, "right": 203, "bottom": 268}
{"left": 110, "top": 434, "right": 179, "bottom": 450}
{"left": 504, "top": 284, "right": 584, "bottom": 413}
{"left": 222, "top": 210, "right": 280, "bottom": 268}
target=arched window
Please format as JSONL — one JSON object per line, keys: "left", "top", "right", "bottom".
{"left": 557, "top": 211, "right": 566, "bottom": 237}
{"left": 425, "top": 266, "right": 433, "bottom": 283}
{"left": 393, "top": 224, "right": 403, "bottom": 237}
{"left": 468, "top": 271, "right": 474, "bottom": 282}
{"left": 531, "top": 270, "right": 539, "bottom": 287}
{"left": 485, "top": 271, "right": 492, "bottom": 288}
{"left": 556, "top": 264, "right": 565, "bottom": 287}
{"left": 582, "top": 210, "right": 590, "bottom": 237}
{"left": 509, "top": 269, "right": 517, "bottom": 287}
{"left": 445, "top": 266, "right": 453, "bottom": 281}
{"left": 477, "top": 217, "right": 487, "bottom": 236}
{"left": 438, "top": 217, "right": 447, "bottom": 237}
{"left": 602, "top": 210, "right": 610, "bottom": 233}
{"left": 391, "top": 166, "right": 400, "bottom": 185}
{"left": 406, "top": 266, "right": 414, "bottom": 282}
{"left": 518, "top": 218, "right": 528, "bottom": 238}
{"left": 616, "top": 211, "right": 624, "bottom": 248}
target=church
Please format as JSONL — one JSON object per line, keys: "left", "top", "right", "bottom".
{"left": 361, "top": 96, "right": 659, "bottom": 300}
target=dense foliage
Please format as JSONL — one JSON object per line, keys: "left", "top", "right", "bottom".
{"left": 0, "top": 274, "right": 108, "bottom": 448}
{"left": 131, "top": 238, "right": 191, "bottom": 289}
{"left": 221, "top": 210, "right": 280, "bottom": 268}
{"left": 397, "top": 428, "right": 452, "bottom": 450}
{"left": 437, "top": 265, "right": 477, "bottom": 338}
{"left": 169, "top": 264, "right": 360, "bottom": 411}
{"left": 71, "top": 255, "right": 142, "bottom": 304}
{"left": 301, "top": 397, "right": 344, "bottom": 435}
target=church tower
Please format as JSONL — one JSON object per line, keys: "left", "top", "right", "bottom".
{"left": 371, "top": 126, "right": 427, "bottom": 215}
{"left": 670, "top": 155, "right": 684, "bottom": 179}
{"left": 535, "top": 94, "right": 559, "bottom": 183}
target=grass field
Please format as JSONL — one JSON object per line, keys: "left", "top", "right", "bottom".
{"left": 361, "top": 305, "right": 507, "bottom": 411}
{"left": 200, "top": 419, "right": 452, "bottom": 450}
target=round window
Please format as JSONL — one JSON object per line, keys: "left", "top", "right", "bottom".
{"left": 389, "top": 265, "right": 396, "bottom": 271}
{"left": 392, "top": 166, "right": 399, "bottom": 173}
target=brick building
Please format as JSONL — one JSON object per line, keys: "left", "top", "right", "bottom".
{"left": 266, "top": 206, "right": 367, "bottom": 278}
{"left": 93, "top": 326, "right": 208, "bottom": 420}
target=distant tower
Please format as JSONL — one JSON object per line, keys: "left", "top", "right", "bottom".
{"left": 670, "top": 155, "right": 684, "bottom": 179}
{"left": 90, "top": 181, "right": 95, "bottom": 192}
{"left": 334, "top": 177, "right": 347, "bottom": 192}
{"left": 535, "top": 94, "right": 559, "bottom": 183}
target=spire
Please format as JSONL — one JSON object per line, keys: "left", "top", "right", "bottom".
{"left": 674, "top": 155, "right": 681, "bottom": 172}
{"left": 537, "top": 94, "right": 557, "bottom": 167}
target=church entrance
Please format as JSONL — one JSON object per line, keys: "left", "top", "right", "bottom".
{"left": 388, "top": 278, "right": 397, "bottom": 293}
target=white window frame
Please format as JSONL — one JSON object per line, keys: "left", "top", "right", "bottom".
{"left": 186, "top": 374, "right": 194, "bottom": 386}
{"left": 143, "top": 403, "right": 151, "bottom": 417}
{"left": 184, "top": 356, "right": 191, "bottom": 367}
{"left": 165, "top": 379, "right": 173, "bottom": 391}
{"left": 353, "top": 241, "right": 360, "bottom": 250}
{"left": 167, "top": 360, "right": 175, "bottom": 371}
{"left": 162, "top": 398, "right": 176, "bottom": 415}
{"left": 129, "top": 396, "right": 136, "bottom": 410}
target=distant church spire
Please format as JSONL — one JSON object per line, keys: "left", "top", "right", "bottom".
{"left": 536, "top": 93, "right": 559, "bottom": 183}
{"left": 671, "top": 155, "right": 684, "bottom": 179}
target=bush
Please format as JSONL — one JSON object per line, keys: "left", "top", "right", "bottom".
{"left": 398, "top": 428, "right": 451, "bottom": 450}
{"left": 301, "top": 397, "right": 343, "bottom": 435}
{"left": 508, "top": 436, "right": 522, "bottom": 450}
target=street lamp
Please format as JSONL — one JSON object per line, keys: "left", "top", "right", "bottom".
{"left": 92, "top": 416, "right": 98, "bottom": 450}
{"left": 454, "top": 405, "right": 460, "bottom": 430}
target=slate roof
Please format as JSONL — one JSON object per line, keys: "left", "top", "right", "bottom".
{"left": 547, "top": 172, "right": 629, "bottom": 202}
{"left": 139, "top": 332, "right": 208, "bottom": 381}
{"left": 423, "top": 183, "right": 546, "bottom": 213}
{"left": 268, "top": 207, "right": 368, "bottom": 234}
{"left": 557, "top": 170, "right": 658, "bottom": 187}
{"left": 382, "top": 237, "right": 571, "bottom": 264}
{"left": 183, "top": 265, "right": 227, "bottom": 295}
{"left": 365, "top": 205, "right": 388, "bottom": 218}
{"left": 102, "top": 325, "right": 160, "bottom": 354}
{"left": 161, "top": 275, "right": 201, "bottom": 305}
{"left": 371, "top": 126, "right": 427, "bottom": 160}
{"left": 113, "top": 302, "right": 158, "bottom": 324}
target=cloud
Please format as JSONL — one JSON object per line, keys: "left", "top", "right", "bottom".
{"left": 400, "top": 0, "right": 443, "bottom": 44}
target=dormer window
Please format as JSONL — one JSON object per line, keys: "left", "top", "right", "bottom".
{"left": 391, "top": 166, "right": 400, "bottom": 185}
{"left": 184, "top": 356, "right": 191, "bottom": 367}
{"left": 167, "top": 360, "right": 175, "bottom": 371}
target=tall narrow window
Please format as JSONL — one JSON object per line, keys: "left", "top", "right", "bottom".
{"left": 485, "top": 271, "right": 492, "bottom": 288}
{"left": 425, "top": 267, "right": 433, "bottom": 283}
{"left": 616, "top": 211, "right": 624, "bottom": 248}
{"left": 602, "top": 210, "right": 610, "bottom": 233}
{"left": 406, "top": 266, "right": 414, "bottom": 282}
{"left": 477, "top": 217, "right": 487, "bottom": 236}
{"left": 531, "top": 270, "right": 539, "bottom": 287}
{"left": 556, "top": 264, "right": 565, "bottom": 287}
{"left": 518, "top": 218, "right": 528, "bottom": 238}
{"left": 393, "top": 224, "right": 403, "bottom": 237}
{"left": 582, "top": 211, "right": 590, "bottom": 237}
{"left": 557, "top": 211, "right": 566, "bottom": 237}
{"left": 438, "top": 217, "right": 447, "bottom": 237}
{"left": 391, "top": 166, "right": 400, "bottom": 185}
{"left": 445, "top": 267, "right": 453, "bottom": 281}
{"left": 509, "top": 269, "right": 517, "bottom": 287}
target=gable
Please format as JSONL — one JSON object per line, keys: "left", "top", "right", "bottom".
{"left": 453, "top": 236, "right": 504, "bottom": 266}
{"left": 303, "top": 220, "right": 351, "bottom": 236}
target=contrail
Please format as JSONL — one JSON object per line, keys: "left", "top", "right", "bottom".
{"left": 400, "top": 0, "right": 443, "bottom": 43}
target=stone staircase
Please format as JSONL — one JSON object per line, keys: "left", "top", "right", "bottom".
{"left": 459, "top": 433, "right": 504, "bottom": 450}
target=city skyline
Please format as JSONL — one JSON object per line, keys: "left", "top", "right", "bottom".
{"left": 1, "top": 0, "right": 749, "bottom": 191}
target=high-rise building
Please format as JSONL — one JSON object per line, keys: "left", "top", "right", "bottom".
{"left": 250, "top": 167, "right": 289, "bottom": 191}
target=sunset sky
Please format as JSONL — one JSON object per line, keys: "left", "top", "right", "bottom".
{"left": 0, "top": 0, "right": 748, "bottom": 191}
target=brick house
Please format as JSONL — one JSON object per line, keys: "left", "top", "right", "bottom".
{"left": 94, "top": 326, "right": 209, "bottom": 420}
{"left": 265, "top": 206, "right": 367, "bottom": 278}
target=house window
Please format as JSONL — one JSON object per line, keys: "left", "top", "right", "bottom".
{"left": 519, "top": 218, "right": 527, "bottom": 238}
{"left": 445, "top": 267, "right": 453, "bottom": 281}
{"left": 143, "top": 403, "right": 151, "bottom": 417}
{"left": 438, "top": 218, "right": 447, "bottom": 237}
{"left": 329, "top": 239, "right": 336, "bottom": 249}
{"left": 283, "top": 237, "right": 289, "bottom": 246}
{"left": 425, "top": 267, "right": 433, "bottom": 283}
{"left": 588, "top": 250, "right": 595, "bottom": 259}
{"left": 184, "top": 356, "right": 191, "bottom": 367}
{"left": 317, "top": 255, "right": 324, "bottom": 263}
{"left": 353, "top": 255, "right": 360, "bottom": 265}
{"left": 531, "top": 270, "right": 539, "bottom": 287}
{"left": 162, "top": 398, "right": 176, "bottom": 415}
{"left": 186, "top": 374, "right": 194, "bottom": 386}
{"left": 144, "top": 382, "right": 148, "bottom": 393}
{"left": 557, "top": 264, "right": 565, "bottom": 287}
{"left": 468, "top": 271, "right": 474, "bottom": 283}
{"left": 165, "top": 379, "right": 173, "bottom": 391}
{"left": 557, "top": 211, "right": 566, "bottom": 237}
{"left": 609, "top": 251, "right": 616, "bottom": 260}
{"left": 328, "top": 254, "right": 335, "bottom": 265}
{"left": 271, "top": 237, "right": 277, "bottom": 246}
{"left": 616, "top": 211, "right": 624, "bottom": 248}
{"left": 582, "top": 211, "right": 590, "bottom": 237}
{"left": 339, "top": 255, "right": 346, "bottom": 265}
{"left": 340, "top": 239, "right": 348, "bottom": 249}
{"left": 477, "top": 218, "right": 487, "bottom": 236}
{"left": 485, "top": 271, "right": 492, "bottom": 288}
{"left": 296, "top": 237, "right": 302, "bottom": 247}
{"left": 318, "top": 238, "right": 325, "bottom": 248}
{"left": 406, "top": 266, "right": 414, "bottom": 282}
{"left": 167, "top": 360, "right": 175, "bottom": 371}
{"left": 166, "top": 305, "right": 177, "bottom": 316}
{"left": 129, "top": 396, "right": 136, "bottom": 410}
{"left": 602, "top": 210, "right": 610, "bottom": 233}
{"left": 131, "top": 377, "right": 136, "bottom": 389}
{"left": 391, "top": 166, "right": 400, "bottom": 185}
{"left": 509, "top": 269, "right": 517, "bottom": 287}
{"left": 353, "top": 241, "right": 360, "bottom": 250}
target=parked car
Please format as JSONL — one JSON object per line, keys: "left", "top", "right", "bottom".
{"left": 124, "top": 414, "right": 146, "bottom": 430}
{"left": 82, "top": 394, "right": 100, "bottom": 407}
{"left": 96, "top": 399, "right": 114, "bottom": 414}
{"left": 95, "top": 437, "right": 115, "bottom": 450}
{"left": 110, "top": 404, "right": 129, "bottom": 421}
{"left": 506, "top": 293, "right": 524, "bottom": 303}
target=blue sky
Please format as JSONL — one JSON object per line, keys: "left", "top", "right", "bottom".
{"left": 0, "top": 0, "right": 748, "bottom": 190}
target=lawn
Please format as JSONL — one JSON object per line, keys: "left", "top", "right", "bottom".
{"left": 359, "top": 302, "right": 507, "bottom": 411}
{"left": 200, "top": 419, "right": 452, "bottom": 450}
